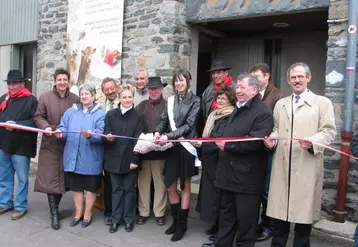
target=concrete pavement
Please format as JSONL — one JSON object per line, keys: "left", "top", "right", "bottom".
{"left": 0, "top": 176, "right": 354, "bottom": 247}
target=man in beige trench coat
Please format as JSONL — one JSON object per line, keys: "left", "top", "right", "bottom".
{"left": 264, "top": 62, "right": 336, "bottom": 247}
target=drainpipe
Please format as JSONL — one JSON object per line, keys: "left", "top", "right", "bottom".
{"left": 334, "top": 0, "right": 358, "bottom": 223}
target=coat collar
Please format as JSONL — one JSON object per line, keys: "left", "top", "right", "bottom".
{"left": 72, "top": 103, "right": 101, "bottom": 113}
{"left": 53, "top": 86, "right": 70, "bottom": 98}
{"left": 282, "top": 89, "right": 314, "bottom": 118}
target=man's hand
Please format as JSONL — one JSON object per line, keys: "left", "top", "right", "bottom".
{"left": 264, "top": 137, "right": 277, "bottom": 149}
{"left": 215, "top": 140, "right": 226, "bottom": 151}
{"left": 44, "top": 127, "right": 53, "bottom": 136}
{"left": 106, "top": 133, "right": 115, "bottom": 142}
{"left": 130, "top": 163, "right": 138, "bottom": 170}
{"left": 157, "top": 135, "right": 168, "bottom": 146}
{"left": 53, "top": 129, "right": 63, "bottom": 138}
{"left": 191, "top": 141, "right": 202, "bottom": 148}
{"left": 5, "top": 121, "right": 15, "bottom": 131}
{"left": 298, "top": 139, "right": 312, "bottom": 150}
{"left": 80, "top": 130, "right": 91, "bottom": 138}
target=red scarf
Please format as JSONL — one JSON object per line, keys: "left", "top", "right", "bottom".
{"left": 0, "top": 87, "right": 32, "bottom": 112}
{"left": 211, "top": 75, "right": 233, "bottom": 109}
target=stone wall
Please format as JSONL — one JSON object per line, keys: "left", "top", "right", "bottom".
{"left": 324, "top": 0, "right": 358, "bottom": 221}
{"left": 121, "top": 0, "right": 191, "bottom": 98}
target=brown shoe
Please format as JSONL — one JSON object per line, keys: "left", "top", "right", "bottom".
{"left": 136, "top": 216, "right": 148, "bottom": 225}
{"left": 156, "top": 216, "right": 166, "bottom": 226}
{"left": 0, "top": 207, "right": 13, "bottom": 215}
{"left": 11, "top": 210, "right": 27, "bottom": 220}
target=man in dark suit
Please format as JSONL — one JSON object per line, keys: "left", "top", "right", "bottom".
{"left": 202, "top": 74, "right": 274, "bottom": 247}
{"left": 249, "top": 63, "right": 284, "bottom": 242}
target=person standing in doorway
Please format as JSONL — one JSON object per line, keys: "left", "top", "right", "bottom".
{"left": 0, "top": 70, "right": 38, "bottom": 220}
{"left": 201, "top": 59, "right": 235, "bottom": 122}
{"left": 249, "top": 63, "right": 284, "bottom": 242}
{"left": 34, "top": 68, "right": 79, "bottom": 230}
{"left": 264, "top": 62, "right": 336, "bottom": 247}
{"left": 98, "top": 77, "right": 120, "bottom": 226}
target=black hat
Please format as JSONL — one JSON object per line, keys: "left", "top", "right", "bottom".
{"left": 146, "top": 76, "right": 167, "bottom": 88}
{"left": 4, "top": 70, "right": 25, "bottom": 83}
{"left": 208, "top": 59, "right": 231, "bottom": 72}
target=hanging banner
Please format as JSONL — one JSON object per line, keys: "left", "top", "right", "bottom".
{"left": 66, "top": 0, "right": 124, "bottom": 100}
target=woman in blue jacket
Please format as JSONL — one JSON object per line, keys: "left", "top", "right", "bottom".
{"left": 54, "top": 83, "right": 105, "bottom": 228}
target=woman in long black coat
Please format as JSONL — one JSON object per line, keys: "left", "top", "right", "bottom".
{"left": 155, "top": 69, "right": 201, "bottom": 242}
{"left": 193, "top": 86, "right": 236, "bottom": 242}
{"left": 103, "top": 83, "right": 144, "bottom": 234}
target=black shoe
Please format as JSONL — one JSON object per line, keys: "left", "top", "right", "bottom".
{"left": 0, "top": 207, "right": 13, "bottom": 215}
{"left": 136, "top": 216, "right": 148, "bottom": 225}
{"left": 81, "top": 219, "right": 92, "bottom": 228}
{"left": 109, "top": 223, "right": 119, "bottom": 233}
{"left": 205, "top": 223, "right": 218, "bottom": 235}
{"left": 125, "top": 223, "right": 134, "bottom": 232}
{"left": 69, "top": 217, "right": 82, "bottom": 227}
{"left": 208, "top": 235, "right": 217, "bottom": 242}
{"left": 202, "top": 243, "right": 215, "bottom": 247}
{"left": 156, "top": 216, "right": 165, "bottom": 226}
{"left": 165, "top": 203, "right": 180, "bottom": 235}
{"left": 104, "top": 216, "right": 112, "bottom": 226}
{"left": 256, "top": 229, "right": 273, "bottom": 242}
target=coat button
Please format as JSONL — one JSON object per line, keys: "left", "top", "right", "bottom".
{"left": 286, "top": 129, "right": 289, "bottom": 132}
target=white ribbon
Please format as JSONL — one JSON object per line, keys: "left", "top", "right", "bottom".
{"left": 167, "top": 96, "right": 201, "bottom": 167}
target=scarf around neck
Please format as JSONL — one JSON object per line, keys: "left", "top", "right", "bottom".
{"left": 202, "top": 105, "right": 235, "bottom": 138}
{"left": 0, "top": 87, "right": 32, "bottom": 112}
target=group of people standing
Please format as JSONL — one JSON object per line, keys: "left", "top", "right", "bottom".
{"left": 0, "top": 59, "right": 337, "bottom": 247}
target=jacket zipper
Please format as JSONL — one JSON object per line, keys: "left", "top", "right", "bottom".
{"left": 287, "top": 98, "right": 294, "bottom": 221}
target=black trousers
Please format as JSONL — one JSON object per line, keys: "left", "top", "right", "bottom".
{"left": 271, "top": 219, "right": 312, "bottom": 247}
{"left": 260, "top": 195, "right": 274, "bottom": 232}
{"left": 110, "top": 171, "right": 137, "bottom": 225}
{"left": 216, "top": 189, "right": 261, "bottom": 247}
{"left": 103, "top": 170, "right": 112, "bottom": 217}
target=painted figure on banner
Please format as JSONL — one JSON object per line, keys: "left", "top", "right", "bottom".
{"left": 249, "top": 63, "right": 284, "bottom": 242}
{"left": 0, "top": 70, "right": 38, "bottom": 221}
{"left": 34, "top": 68, "right": 79, "bottom": 230}
{"left": 97, "top": 77, "right": 120, "bottom": 226}
{"left": 54, "top": 83, "right": 106, "bottom": 229}
{"left": 155, "top": 69, "right": 201, "bottom": 242}
{"left": 192, "top": 86, "right": 236, "bottom": 246}
{"left": 103, "top": 83, "right": 144, "bottom": 234}
{"left": 206, "top": 74, "right": 273, "bottom": 247}
{"left": 264, "top": 62, "right": 336, "bottom": 247}
{"left": 135, "top": 76, "right": 168, "bottom": 227}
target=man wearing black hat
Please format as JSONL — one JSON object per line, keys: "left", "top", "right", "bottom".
{"left": 135, "top": 76, "right": 168, "bottom": 226}
{"left": 0, "top": 70, "right": 38, "bottom": 220}
{"left": 201, "top": 59, "right": 236, "bottom": 121}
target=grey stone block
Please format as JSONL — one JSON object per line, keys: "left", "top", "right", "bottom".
{"left": 158, "top": 44, "right": 179, "bottom": 53}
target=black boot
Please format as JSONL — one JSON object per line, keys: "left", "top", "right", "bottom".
{"left": 170, "top": 208, "right": 189, "bottom": 242}
{"left": 165, "top": 203, "right": 180, "bottom": 235}
{"left": 47, "top": 194, "right": 60, "bottom": 230}
{"left": 205, "top": 221, "right": 219, "bottom": 235}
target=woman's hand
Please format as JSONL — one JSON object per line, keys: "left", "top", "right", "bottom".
{"left": 81, "top": 129, "right": 91, "bottom": 138}
{"left": 130, "top": 163, "right": 138, "bottom": 170}
{"left": 215, "top": 140, "right": 226, "bottom": 151}
{"left": 106, "top": 133, "right": 115, "bottom": 142}
{"left": 54, "top": 129, "right": 63, "bottom": 138}
{"left": 158, "top": 135, "right": 168, "bottom": 146}
{"left": 191, "top": 141, "right": 202, "bottom": 147}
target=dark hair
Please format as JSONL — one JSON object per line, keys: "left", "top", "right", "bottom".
{"left": 101, "top": 77, "right": 117, "bottom": 91}
{"left": 172, "top": 69, "right": 192, "bottom": 93}
{"left": 249, "top": 63, "right": 270, "bottom": 74}
{"left": 54, "top": 68, "right": 70, "bottom": 82}
{"left": 214, "top": 86, "right": 236, "bottom": 106}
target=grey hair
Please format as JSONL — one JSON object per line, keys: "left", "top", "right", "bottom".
{"left": 236, "top": 73, "right": 260, "bottom": 90}
{"left": 79, "top": 83, "right": 96, "bottom": 96}
{"left": 132, "top": 68, "right": 149, "bottom": 79}
{"left": 286, "top": 62, "right": 311, "bottom": 79}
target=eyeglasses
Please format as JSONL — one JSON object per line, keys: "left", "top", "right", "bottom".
{"left": 217, "top": 96, "right": 229, "bottom": 101}
{"left": 289, "top": 75, "right": 306, "bottom": 80}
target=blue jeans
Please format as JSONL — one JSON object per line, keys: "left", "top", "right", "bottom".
{"left": 0, "top": 149, "right": 30, "bottom": 211}
{"left": 355, "top": 225, "right": 358, "bottom": 247}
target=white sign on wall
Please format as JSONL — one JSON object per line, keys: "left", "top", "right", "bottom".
{"left": 66, "top": 0, "right": 124, "bottom": 100}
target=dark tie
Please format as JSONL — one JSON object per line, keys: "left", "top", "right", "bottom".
{"left": 109, "top": 101, "right": 114, "bottom": 110}
{"left": 295, "top": 95, "right": 300, "bottom": 104}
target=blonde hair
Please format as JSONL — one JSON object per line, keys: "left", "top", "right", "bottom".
{"left": 118, "top": 83, "right": 135, "bottom": 97}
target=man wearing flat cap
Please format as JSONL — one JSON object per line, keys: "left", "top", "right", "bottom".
{"left": 201, "top": 59, "right": 236, "bottom": 121}
{"left": 0, "top": 70, "right": 38, "bottom": 220}
{"left": 135, "top": 76, "right": 168, "bottom": 226}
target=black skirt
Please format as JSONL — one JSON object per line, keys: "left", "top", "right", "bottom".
{"left": 164, "top": 145, "right": 198, "bottom": 190}
{"left": 65, "top": 172, "right": 102, "bottom": 193}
